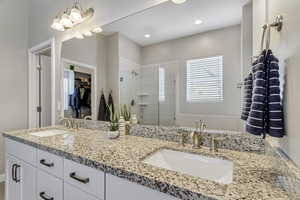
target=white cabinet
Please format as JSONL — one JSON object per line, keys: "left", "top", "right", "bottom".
{"left": 5, "top": 154, "right": 36, "bottom": 200}
{"left": 5, "top": 155, "right": 20, "bottom": 200}
{"left": 5, "top": 138, "right": 181, "bottom": 200}
{"left": 64, "top": 159, "right": 105, "bottom": 199}
{"left": 64, "top": 183, "right": 100, "bottom": 200}
{"left": 37, "top": 149, "right": 64, "bottom": 178}
{"left": 106, "top": 174, "right": 179, "bottom": 200}
{"left": 37, "top": 170, "right": 63, "bottom": 200}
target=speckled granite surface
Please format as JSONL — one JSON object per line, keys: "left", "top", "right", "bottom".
{"left": 67, "top": 119, "right": 265, "bottom": 153}
{"left": 3, "top": 127, "right": 290, "bottom": 200}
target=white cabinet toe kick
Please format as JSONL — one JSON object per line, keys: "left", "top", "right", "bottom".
{"left": 4, "top": 138, "right": 179, "bottom": 200}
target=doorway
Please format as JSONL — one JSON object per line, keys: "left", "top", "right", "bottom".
{"left": 61, "top": 58, "right": 97, "bottom": 120}
{"left": 28, "top": 38, "right": 55, "bottom": 128}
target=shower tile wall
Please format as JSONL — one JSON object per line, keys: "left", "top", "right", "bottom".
{"left": 138, "top": 65, "right": 159, "bottom": 125}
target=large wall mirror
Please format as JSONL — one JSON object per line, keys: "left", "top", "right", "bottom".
{"left": 60, "top": 0, "right": 250, "bottom": 131}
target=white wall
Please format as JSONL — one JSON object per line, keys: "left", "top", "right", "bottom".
{"left": 119, "top": 34, "right": 142, "bottom": 65}
{"left": 106, "top": 33, "right": 120, "bottom": 110}
{"left": 141, "top": 25, "right": 242, "bottom": 131}
{"left": 253, "top": 0, "right": 300, "bottom": 166}
{"left": 0, "top": 0, "right": 29, "bottom": 174}
{"left": 61, "top": 37, "right": 98, "bottom": 67}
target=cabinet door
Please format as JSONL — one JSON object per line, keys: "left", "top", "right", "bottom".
{"left": 19, "top": 160, "right": 37, "bottom": 200}
{"left": 106, "top": 174, "right": 179, "bottom": 200}
{"left": 37, "top": 170, "right": 63, "bottom": 200}
{"left": 5, "top": 155, "right": 20, "bottom": 200}
{"left": 64, "top": 183, "right": 100, "bottom": 200}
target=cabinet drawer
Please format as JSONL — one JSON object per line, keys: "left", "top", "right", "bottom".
{"left": 64, "top": 183, "right": 100, "bottom": 200}
{"left": 37, "top": 149, "right": 63, "bottom": 178}
{"left": 106, "top": 174, "right": 179, "bottom": 200}
{"left": 37, "top": 170, "right": 63, "bottom": 200}
{"left": 5, "top": 138, "right": 36, "bottom": 166}
{"left": 63, "top": 159, "right": 105, "bottom": 199}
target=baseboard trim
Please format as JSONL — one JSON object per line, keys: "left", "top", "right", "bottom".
{"left": 0, "top": 174, "right": 5, "bottom": 183}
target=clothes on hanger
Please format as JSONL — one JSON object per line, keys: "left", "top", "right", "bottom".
{"left": 244, "top": 50, "right": 284, "bottom": 138}
{"left": 107, "top": 92, "right": 114, "bottom": 121}
{"left": 70, "top": 87, "right": 81, "bottom": 118}
{"left": 98, "top": 91, "right": 107, "bottom": 121}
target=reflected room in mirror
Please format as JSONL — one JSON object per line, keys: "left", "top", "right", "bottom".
{"left": 61, "top": 38, "right": 98, "bottom": 120}
{"left": 100, "top": 0, "right": 249, "bottom": 131}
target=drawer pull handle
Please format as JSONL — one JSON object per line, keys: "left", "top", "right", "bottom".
{"left": 40, "top": 192, "right": 54, "bottom": 200}
{"left": 12, "top": 164, "right": 17, "bottom": 182}
{"left": 40, "top": 159, "right": 54, "bottom": 167}
{"left": 69, "top": 172, "right": 90, "bottom": 184}
{"left": 14, "top": 164, "right": 20, "bottom": 183}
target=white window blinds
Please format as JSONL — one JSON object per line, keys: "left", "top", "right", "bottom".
{"left": 186, "top": 56, "right": 223, "bottom": 102}
{"left": 159, "top": 67, "right": 165, "bottom": 102}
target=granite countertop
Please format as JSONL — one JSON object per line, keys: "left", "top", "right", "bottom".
{"left": 2, "top": 127, "right": 289, "bottom": 200}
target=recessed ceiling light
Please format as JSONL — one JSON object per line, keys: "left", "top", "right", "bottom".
{"left": 171, "top": 0, "right": 186, "bottom": 4}
{"left": 144, "top": 34, "right": 151, "bottom": 38}
{"left": 195, "top": 20, "right": 203, "bottom": 25}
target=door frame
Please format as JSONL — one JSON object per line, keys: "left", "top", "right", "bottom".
{"left": 61, "top": 58, "right": 98, "bottom": 120}
{"left": 28, "top": 38, "right": 56, "bottom": 128}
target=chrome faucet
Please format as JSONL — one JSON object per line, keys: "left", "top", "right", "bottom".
{"left": 63, "top": 118, "right": 80, "bottom": 130}
{"left": 191, "top": 120, "right": 206, "bottom": 149}
{"left": 210, "top": 137, "right": 224, "bottom": 152}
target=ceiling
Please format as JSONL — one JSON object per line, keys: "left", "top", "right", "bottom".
{"left": 102, "top": 0, "right": 249, "bottom": 46}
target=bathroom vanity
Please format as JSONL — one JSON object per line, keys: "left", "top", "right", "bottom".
{"left": 3, "top": 127, "right": 290, "bottom": 200}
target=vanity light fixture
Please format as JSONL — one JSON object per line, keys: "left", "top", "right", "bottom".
{"left": 144, "top": 34, "right": 151, "bottom": 38}
{"left": 51, "top": 0, "right": 94, "bottom": 32}
{"left": 171, "top": 0, "right": 187, "bottom": 4}
{"left": 84, "top": 31, "right": 93, "bottom": 37}
{"left": 194, "top": 19, "right": 203, "bottom": 25}
{"left": 92, "top": 27, "right": 103, "bottom": 33}
{"left": 60, "top": 11, "right": 73, "bottom": 28}
{"left": 75, "top": 33, "right": 84, "bottom": 39}
{"left": 51, "top": 18, "right": 65, "bottom": 31}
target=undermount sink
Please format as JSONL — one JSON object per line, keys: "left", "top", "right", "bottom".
{"left": 29, "top": 129, "right": 71, "bottom": 137}
{"left": 143, "top": 149, "right": 233, "bottom": 184}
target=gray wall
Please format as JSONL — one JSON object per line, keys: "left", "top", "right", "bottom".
{"left": 0, "top": 0, "right": 29, "bottom": 174}
{"left": 141, "top": 25, "right": 242, "bottom": 130}
{"left": 253, "top": 0, "right": 300, "bottom": 166}
{"left": 119, "top": 34, "right": 142, "bottom": 65}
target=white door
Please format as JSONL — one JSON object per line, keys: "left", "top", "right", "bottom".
{"left": 5, "top": 155, "right": 20, "bottom": 200}
{"left": 19, "top": 160, "right": 36, "bottom": 200}
{"left": 40, "top": 55, "right": 52, "bottom": 127}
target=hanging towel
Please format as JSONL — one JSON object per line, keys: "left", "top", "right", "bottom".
{"left": 98, "top": 92, "right": 107, "bottom": 121}
{"left": 241, "top": 73, "right": 253, "bottom": 121}
{"left": 265, "top": 51, "right": 284, "bottom": 138}
{"left": 246, "top": 50, "right": 284, "bottom": 138}
{"left": 246, "top": 53, "right": 266, "bottom": 136}
{"left": 107, "top": 93, "right": 114, "bottom": 121}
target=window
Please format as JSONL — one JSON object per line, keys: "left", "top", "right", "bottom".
{"left": 159, "top": 67, "right": 165, "bottom": 102}
{"left": 186, "top": 56, "right": 223, "bottom": 102}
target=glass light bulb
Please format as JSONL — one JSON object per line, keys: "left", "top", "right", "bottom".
{"left": 92, "top": 27, "right": 102, "bottom": 33}
{"left": 70, "top": 7, "right": 83, "bottom": 23}
{"left": 51, "top": 18, "right": 65, "bottom": 31}
{"left": 75, "top": 33, "right": 84, "bottom": 39}
{"left": 60, "top": 13, "right": 73, "bottom": 28}
{"left": 84, "top": 31, "right": 92, "bottom": 37}
{"left": 171, "top": 0, "right": 186, "bottom": 4}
